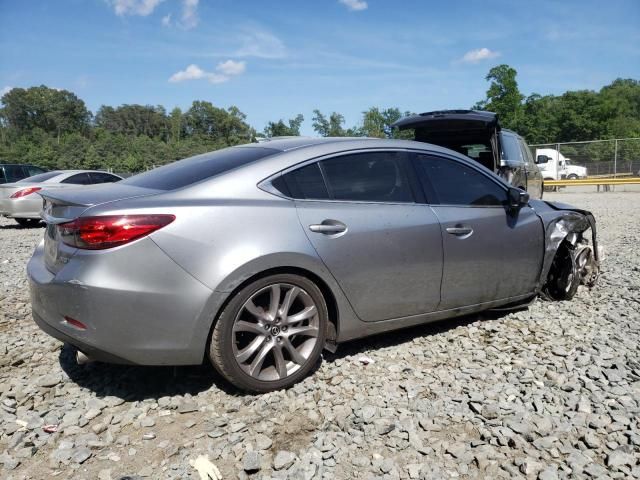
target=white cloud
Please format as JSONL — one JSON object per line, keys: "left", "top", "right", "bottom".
{"left": 216, "top": 59, "right": 246, "bottom": 76}
{"left": 109, "top": 0, "right": 164, "bottom": 16}
{"left": 459, "top": 47, "right": 501, "bottom": 64}
{"left": 169, "top": 60, "right": 246, "bottom": 85}
{"left": 180, "top": 0, "right": 198, "bottom": 29}
{"left": 161, "top": 13, "right": 172, "bottom": 26}
{"left": 236, "top": 30, "right": 287, "bottom": 59}
{"left": 1, "top": 86, "right": 12, "bottom": 96}
{"left": 339, "top": 0, "right": 368, "bottom": 11}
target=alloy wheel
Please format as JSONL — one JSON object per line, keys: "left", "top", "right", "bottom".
{"left": 231, "top": 283, "right": 320, "bottom": 381}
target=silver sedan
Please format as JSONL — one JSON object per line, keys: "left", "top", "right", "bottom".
{"left": 27, "top": 138, "right": 599, "bottom": 392}
{"left": 0, "top": 170, "right": 122, "bottom": 226}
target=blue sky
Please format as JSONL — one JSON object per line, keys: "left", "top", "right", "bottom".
{"left": 1, "top": 0, "right": 638, "bottom": 135}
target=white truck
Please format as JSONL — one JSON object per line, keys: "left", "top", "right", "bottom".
{"left": 536, "top": 148, "right": 588, "bottom": 181}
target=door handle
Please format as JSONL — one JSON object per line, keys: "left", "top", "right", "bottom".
{"left": 309, "top": 221, "right": 347, "bottom": 235}
{"left": 446, "top": 226, "right": 473, "bottom": 236}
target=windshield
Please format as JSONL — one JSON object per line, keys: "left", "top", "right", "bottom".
{"left": 122, "top": 146, "right": 279, "bottom": 191}
{"left": 18, "top": 171, "right": 63, "bottom": 183}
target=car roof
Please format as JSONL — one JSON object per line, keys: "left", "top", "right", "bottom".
{"left": 239, "top": 136, "right": 370, "bottom": 152}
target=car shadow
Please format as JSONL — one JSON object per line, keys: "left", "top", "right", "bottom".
{"left": 58, "top": 344, "right": 243, "bottom": 401}
{"left": 0, "top": 222, "right": 44, "bottom": 230}
{"left": 59, "top": 309, "right": 515, "bottom": 401}
{"left": 323, "top": 309, "right": 511, "bottom": 363}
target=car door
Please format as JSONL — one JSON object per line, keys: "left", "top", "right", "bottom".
{"left": 500, "top": 132, "right": 528, "bottom": 190}
{"left": 519, "top": 138, "right": 543, "bottom": 198}
{"left": 413, "top": 152, "right": 544, "bottom": 310}
{"left": 284, "top": 150, "right": 443, "bottom": 322}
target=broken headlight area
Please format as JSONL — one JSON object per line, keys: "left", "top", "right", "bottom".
{"left": 541, "top": 208, "right": 601, "bottom": 301}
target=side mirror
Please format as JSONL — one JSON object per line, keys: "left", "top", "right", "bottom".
{"left": 536, "top": 155, "right": 550, "bottom": 164}
{"left": 508, "top": 187, "right": 529, "bottom": 210}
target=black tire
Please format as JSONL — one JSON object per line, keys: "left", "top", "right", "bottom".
{"left": 545, "top": 242, "right": 580, "bottom": 300}
{"left": 567, "top": 174, "right": 578, "bottom": 180}
{"left": 209, "top": 273, "right": 328, "bottom": 393}
{"left": 15, "top": 218, "right": 41, "bottom": 228}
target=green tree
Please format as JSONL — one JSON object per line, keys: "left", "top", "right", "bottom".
{"left": 264, "top": 114, "right": 304, "bottom": 137}
{"left": 312, "top": 110, "right": 356, "bottom": 137}
{"left": 360, "top": 107, "right": 413, "bottom": 139}
{"left": 0, "top": 86, "right": 91, "bottom": 142}
{"left": 474, "top": 64, "right": 524, "bottom": 129}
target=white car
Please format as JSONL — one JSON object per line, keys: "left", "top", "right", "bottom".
{"left": 0, "top": 170, "right": 122, "bottom": 227}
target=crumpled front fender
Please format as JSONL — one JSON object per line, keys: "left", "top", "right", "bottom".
{"left": 529, "top": 200, "right": 600, "bottom": 291}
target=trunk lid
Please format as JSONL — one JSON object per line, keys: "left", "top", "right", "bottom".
{"left": 40, "top": 184, "right": 162, "bottom": 273}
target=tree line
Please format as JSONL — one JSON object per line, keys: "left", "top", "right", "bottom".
{"left": 0, "top": 65, "right": 638, "bottom": 173}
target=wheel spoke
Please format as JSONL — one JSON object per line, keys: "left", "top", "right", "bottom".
{"left": 236, "top": 335, "right": 265, "bottom": 363}
{"left": 273, "top": 346, "right": 288, "bottom": 379}
{"left": 286, "top": 325, "right": 319, "bottom": 338}
{"left": 282, "top": 338, "right": 306, "bottom": 365}
{"left": 249, "top": 342, "right": 273, "bottom": 377}
{"left": 245, "top": 300, "right": 266, "bottom": 320}
{"left": 287, "top": 305, "right": 317, "bottom": 324}
{"left": 278, "top": 287, "right": 300, "bottom": 317}
{"left": 233, "top": 320, "right": 264, "bottom": 335}
{"left": 267, "top": 284, "right": 281, "bottom": 320}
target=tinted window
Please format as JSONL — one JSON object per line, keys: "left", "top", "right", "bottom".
{"left": 18, "top": 171, "right": 63, "bottom": 183}
{"left": 283, "top": 163, "right": 329, "bottom": 199}
{"left": 26, "top": 166, "right": 47, "bottom": 176}
{"left": 122, "top": 146, "right": 278, "bottom": 191}
{"left": 501, "top": 133, "right": 523, "bottom": 163}
{"left": 4, "top": 165, "right": 26, "bottom": 182}
{"left": 62, "top": 173, "right": 93, "bottom": 185}
{"left": 90, "top": 172, "right": 121, "bottom": 184}
{"left": 417, "top": 155, "right": 506, "bottom": 206}
{"left": 320, "top": 152, "right": 413, "bottom": 202}
{"left": 519, "top": 139, "right": 534, "bottom": 166}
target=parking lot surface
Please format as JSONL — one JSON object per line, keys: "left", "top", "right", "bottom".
{"left": 0, "top": 191, "right": 639, "bottom": 479}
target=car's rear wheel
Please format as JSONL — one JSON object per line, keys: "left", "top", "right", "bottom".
{"left": 209, "top": 274, "right": 327, "bottom": 392}
{"left": 15, "top": 218, "right": 41, "bottom": 228}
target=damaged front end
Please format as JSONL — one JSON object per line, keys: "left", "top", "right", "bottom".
{"left": 534, "top": 201, "right": 601, "bottom": 301}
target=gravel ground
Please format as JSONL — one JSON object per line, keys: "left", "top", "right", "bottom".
{"left": 0, "top": 191, "right": 639, "bottom": 480}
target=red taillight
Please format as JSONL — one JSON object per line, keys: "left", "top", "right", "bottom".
{"left": 58, "top": 214, "right": 175, "bottom": 250}
{"left": 10, "top": 187, "right": 42, "bottom": 198}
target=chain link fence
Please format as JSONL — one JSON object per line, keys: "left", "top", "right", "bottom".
{"left": 529, "top": 138, "right": 640, "bottom": 180}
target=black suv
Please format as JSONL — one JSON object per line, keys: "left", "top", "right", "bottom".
{"left": 392, "top": 110, "right": 544, "bottom": 199}
{"left": 0, "top": 164, "right": 48, "bottom": 184}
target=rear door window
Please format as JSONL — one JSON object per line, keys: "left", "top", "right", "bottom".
{"left": 283, "top": 163, "right": 329, "bottom": 200}
{"left": 415, "top": 154, "right": 506, "bottom": 206}
{"left": 89, "top": 172, "right": 122, "bottom": 184}
{"left": 61, "top": 173, "right": 93, "bottom": 185}
{"left": 320, "top": 151, "right": 413, "bottom": 203}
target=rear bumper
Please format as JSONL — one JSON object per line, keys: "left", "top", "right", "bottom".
{"left": 28, "top": 238, "right": 224, "bottom": 365}
{"left": 0, "top": 197, "right": 42, "bottom": 218}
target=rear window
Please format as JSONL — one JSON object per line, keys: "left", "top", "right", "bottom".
{"left": 122, "top": 147, "right": 279, "bottom": 191}
{"left": 18, "top": 171, "right": 63, "bottom": 183}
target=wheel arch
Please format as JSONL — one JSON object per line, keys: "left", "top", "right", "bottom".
{"left": 199, "top": 262, "right": 343, "bottom": 363}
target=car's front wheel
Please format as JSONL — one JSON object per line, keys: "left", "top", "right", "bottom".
{"left": 209, "top": 274, "right": 327, "bottom": 392}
